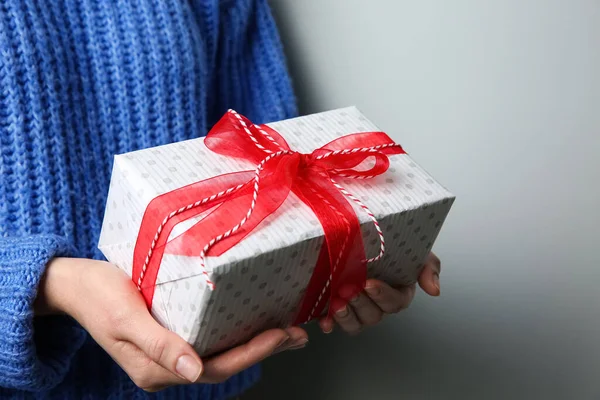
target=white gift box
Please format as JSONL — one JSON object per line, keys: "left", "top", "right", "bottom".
{"left": 98, "top": 107, "right": 454, "bottom": 356}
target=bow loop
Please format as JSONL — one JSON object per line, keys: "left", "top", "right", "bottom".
{"left": 205, "top": 110, "right": 291, "bottom": 164}
{"left": 308, "top": 132, "right": 404, "bottom": 179}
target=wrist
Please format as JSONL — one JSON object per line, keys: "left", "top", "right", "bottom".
{"left": 35, "top": 257, "right": 82, "bottom": 316}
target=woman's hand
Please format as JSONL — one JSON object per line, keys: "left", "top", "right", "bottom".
{"left": 35, "top": 258, "right": 308, "bottom": 392}
{"left": 318, "top": 252, "right": 441, "bottom": 334}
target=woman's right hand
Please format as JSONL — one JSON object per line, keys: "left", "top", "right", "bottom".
{"left": 35, "top": 258, "right": 308, "bottom": 392}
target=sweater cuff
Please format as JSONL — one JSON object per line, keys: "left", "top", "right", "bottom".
{"left": 0, "top": 235, "right": 87, "bottom": 391}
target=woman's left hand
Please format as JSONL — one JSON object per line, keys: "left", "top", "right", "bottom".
{"left": 318, "top": 252, "right": 441, "bottom": 334}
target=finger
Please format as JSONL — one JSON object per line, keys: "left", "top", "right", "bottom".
{"left": 318, "top": 317, "right": 335, "bottom": 334}
{"left": 284, "top": 326, "right": 309, "bottom": 350}
{"left": 364, "top": 280, "right": 416, "bottom": 314}
{"left": 418, "top": 252, "right": 441, "bottom": 296}
{"left": 274, "top": 326, "right": 309, "bottom": 353}
{"left": 201, "top": 328, "right": 304, "bottom": 383}
{"left": 108, "top": 339, "right": 189, "bottom": 391}
{"left": 333, "top": 304, "right": 362, "bottom": 335}
{"left": 347, "top": 292, "right": 383, "bottom": 326}
{"left": 122, "top": 309, "right": 204, "bottom": 383}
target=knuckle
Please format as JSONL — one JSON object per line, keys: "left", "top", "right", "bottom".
{"left": 131, "top": 370, "right": 173, "bottom": 392}
{"left": 337, "top": 313, "right": 351, "bottom": 323}
{"left": 349, "top": 297, "right": 364, "bottom": 308}
{"left": 334, "top": 310, "right": 352, "bottom": 323}
{"left": 144, "top": 335, "right": 168, "bottom": 363}
{"left": 131, "top": 374, "right": 154, "bottom": 391}
{"left": 141, "top": 385, "right": 165, "bottom": 393}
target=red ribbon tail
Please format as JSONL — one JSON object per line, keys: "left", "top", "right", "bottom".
{"left": 292, "top": 169, "right": 367, "bottom": 324}
{"left": 132, "top": 171, "right": 255, "bottom": 308}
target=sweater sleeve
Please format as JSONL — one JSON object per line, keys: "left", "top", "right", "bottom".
{"left": 0, "top": 235, "right": 87, "bottom": 392}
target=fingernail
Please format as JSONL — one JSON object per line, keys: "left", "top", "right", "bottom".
{"left": 336, "top": 306, "right": 348, "bottom": 318}
{"left": 176, "top": 355, "right": 203, "bottom": 382}
{"left": 365, "top": 285, "right": 380, "bottom": 297}
{"left": 273, "top": 336, "right": 291, "bottom": 354}
{"left": 322, "top": 318, "right": 334, "bottom": 334}
{"left": 350, "top": 296, "right": 360, "bottom": 304}
{"left": 288, "top": 338, "right": 308, "bottom": 350}
{"left": 277, "top": 336, "right": 291, "bottom": 348}
{"left": 433, "top": 273, "right": 440, "bottom": 294}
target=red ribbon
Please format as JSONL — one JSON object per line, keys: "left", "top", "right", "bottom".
{"left": 132, "top": 111, "right": 405, "bottom": 324}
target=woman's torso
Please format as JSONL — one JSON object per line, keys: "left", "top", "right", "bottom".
{"left": 0, "top": 0, "right": 295, "bottom": 397}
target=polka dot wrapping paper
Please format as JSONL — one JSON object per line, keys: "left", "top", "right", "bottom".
{"left": 98, "top": 107, "right": 455, "bottom": 356}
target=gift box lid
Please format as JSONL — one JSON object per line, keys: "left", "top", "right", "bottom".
{"left": 98, "top": 106, "right": 454, "bottom": 287}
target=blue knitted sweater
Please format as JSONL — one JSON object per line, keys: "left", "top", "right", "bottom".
{"left": 0, "top": 0, "right": 296, "bottom": 398}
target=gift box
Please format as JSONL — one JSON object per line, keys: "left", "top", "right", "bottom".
{"left": 98, "top": 107, "right": 454, "bottom": 356}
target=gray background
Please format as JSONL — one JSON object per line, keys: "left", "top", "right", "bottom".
{"left": 246, "top": 1, "right": 600, "bottom": 399}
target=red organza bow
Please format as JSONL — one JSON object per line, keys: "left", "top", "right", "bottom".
{"left": 132, "top": 110, "right": 405, "bottom": 324}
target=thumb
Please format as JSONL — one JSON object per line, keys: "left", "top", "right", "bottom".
{"left": 418, "top": 252, "right": 441, "bottom": 296}
{"left": 125, "top": 310, "right": 204, "bottom": 383}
